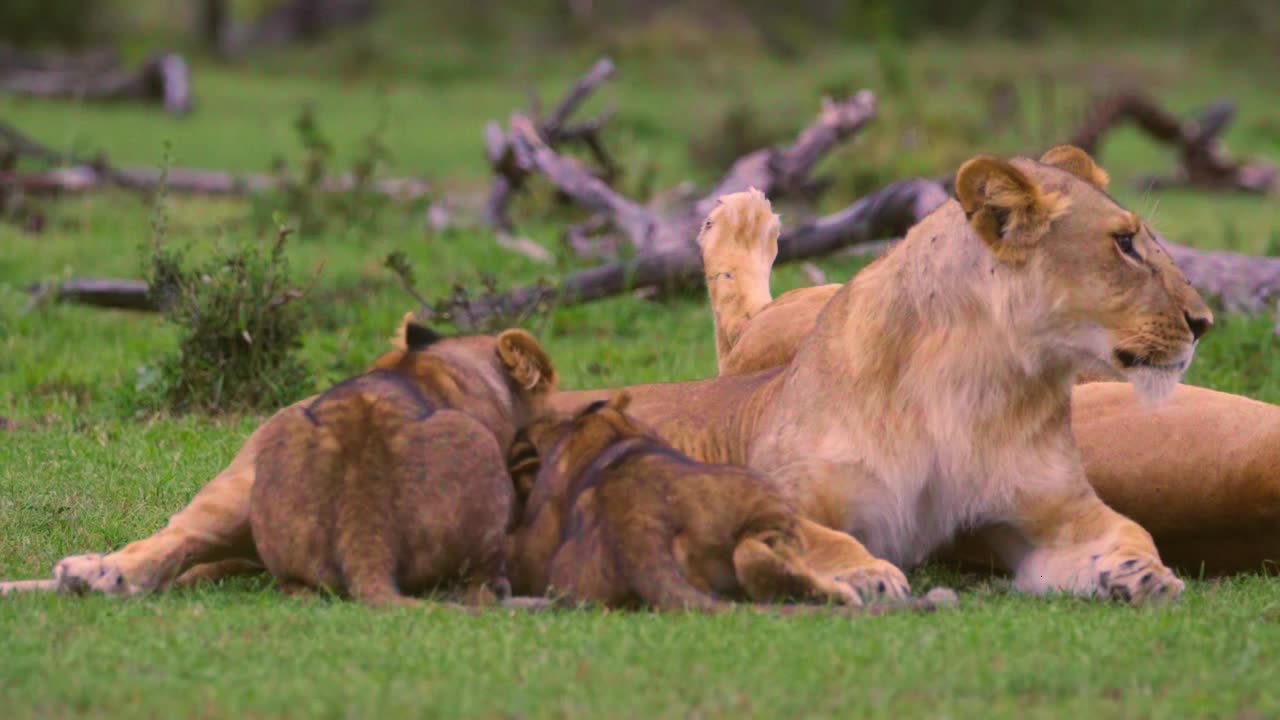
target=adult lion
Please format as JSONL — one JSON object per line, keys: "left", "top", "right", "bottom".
{"left": 701, "top": 152, "right": 1280, "bottom": 577}
{"left": 40, "top": 147, "right": 1260, "bottom": 600}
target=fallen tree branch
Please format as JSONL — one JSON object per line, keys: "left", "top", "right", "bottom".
{"left": 696, "top": 91, "right": 877, "bottom": 218}
{"left": 1069, "top": 91, "right": 1277, "bottom": 194}
{"left": 448, "top": 178, "right": 947, "bottom": 327}
{"left": 0, "top": 121, "right": 433, "bottom": 200}
{"left": 510, "top": 90, "right": 878, "bottom": 257}
{"left": 484, "top": 58, "right": 619, "bottom": 235}
{"left": 0, "top": 50, "right": 193, "bottom": 115}
{"left": 26, "top": 278, "right": 156, "bottom": 312}
{"left": 1161, "top": 236, "right": 1280, "bottom": 315}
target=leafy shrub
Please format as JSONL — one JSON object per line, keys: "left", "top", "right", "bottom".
{"left": 141, "top": 218, "right": 313, "bottom": 414}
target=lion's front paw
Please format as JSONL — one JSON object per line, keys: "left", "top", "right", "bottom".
{"left": 1095, "top": 553, "right": 1183, "bottom": 605}
{"left": 54, "top": 554, "right": 143, "bottom": 597}
{"left": 835, "top": 560, "right": 911, "bottom": 604}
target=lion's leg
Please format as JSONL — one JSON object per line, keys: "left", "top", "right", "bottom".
{"left": 792, "top": 518, "right": 911, "bottom": 602}
{"left": 697, "top": 189, "right": 780, "bottom": 369}
{"left": 989, "top": 485, "right": 1184, "bottom": 604}
{"left": 732, "top": 532, "right": 859, "bottom": 606}
{"left": 54, "top": 400, "right": 312, "bottom": 596}
{"left": 758, "top": 458, "right": 912, "bottom": 602}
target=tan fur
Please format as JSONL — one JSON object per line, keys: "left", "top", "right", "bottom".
{"left": 1039, "top": 145, "right": 1110, "bottom": 189}
{"left": 246, "top": 327, "right": 556, "bottom": 607}
{"left": 698, "top": 187, "right": 781, "bottom": 371}
{"left": 505, "top": 393, "right": 878, "bottom": 610}
{"left": 694, "top": 148, "right": 1280, "bottom": 578}
{"left": 540, "top": 148, "right": 1211, "bottom": 604}
{"left": 41, "top": 149, "right": 1269, "bottom": 600}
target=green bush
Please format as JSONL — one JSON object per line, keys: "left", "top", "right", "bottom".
{"left": 140, "top": 222, "right": 313, "bottom": 414}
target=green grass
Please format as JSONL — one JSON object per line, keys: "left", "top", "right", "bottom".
{"left": 2, "top": 19, "right": 1280, "bottom": 718}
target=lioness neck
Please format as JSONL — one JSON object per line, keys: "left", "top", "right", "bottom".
{"left": 788, "top": 202, "right": 1078, "bottom": 440}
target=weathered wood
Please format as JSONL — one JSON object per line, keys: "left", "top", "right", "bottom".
{"left": 509, "top": 90, "right": 879, "bottom": 257}
{"left": 450, "top": 178, "right": 947, "bottom": 326}
{"left": 26, "top": 278, "right": 157, "bottom": 312}
{"left": 484, "top": 58, "right": 619, "bottom": 237}
{"left": 1069, "top": 92, "right": 1277, "bottom": 194}
{"left": 0, "top": 122, "right": 432, "bottom": 200}
{"left": 509, "top": 113, "right": 660, "bottom": 251}
{"left": 697, "top": 91, "right": 877, "bottom": 218}
{"left": 1161, "top": 235, "right": 1280, "bottom": 315}
{"left": 1, "top": 52, "right": 193, "bottom": 115}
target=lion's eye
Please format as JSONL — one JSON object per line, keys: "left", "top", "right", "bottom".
{"left": 1114, "top": 232, "right": 1139, "bottom": 260}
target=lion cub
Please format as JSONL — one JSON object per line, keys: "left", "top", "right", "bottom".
{"left": 507, "top": 393, "right": 859, "bottom": 611}
{"left": 250, "top": 316, "right": 557, "bottom": 608}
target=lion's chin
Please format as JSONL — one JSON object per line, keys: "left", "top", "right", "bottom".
{"left": 1125, "top": 365, "right": 1184, "bottom": 403}
{"left": 1116, "top": 346, "right": 1194, "bottom": 403}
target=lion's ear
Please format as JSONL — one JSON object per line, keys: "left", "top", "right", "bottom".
{"left": 955, "top": 155, "right": 1068, "bottom": 263}
{"left": 497, "top": 329, "right": 558, "bottom": 394}
{"left": 390, "top": 312, "right": 443, "bottom": 351}
{"left": 606, "top": 391, "right": 632, "bottom": 413}
{"left": 1039, "top": 145, "right": 1110, "bottom": 190}
{"left": 404, "top": 322, "right": 443, "bottom": 351}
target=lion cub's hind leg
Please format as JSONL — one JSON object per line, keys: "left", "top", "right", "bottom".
{"left": 733, "top": 531, "right": 860, "bottom": 606}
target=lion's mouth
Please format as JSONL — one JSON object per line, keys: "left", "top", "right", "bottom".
{"left": 1113, "top": 349, "right": 1189, "bottom": 372}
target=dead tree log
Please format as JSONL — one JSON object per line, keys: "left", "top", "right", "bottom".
{"left": 445, "top": 178, "right": 947, "bottom": 328}
{"left": 507, "top": 90, "right": 877, "bottom": 257}
{"left": 26, "top": 278, "right": 157, "bottom": 312}
{"left": 485, "top": 58, "right": 618, "bottom": 236}
{"left": 1160, "top": 236, "right": 1280, "bottom": 315}
{"left": 0, "top": 121, "right": 432, "bottom": 200}
{"left": 1069, "top": 92, "right": 1277, "bottom": 194}
{"left": 0, "top": 50, "right": 193, "bottom": 115}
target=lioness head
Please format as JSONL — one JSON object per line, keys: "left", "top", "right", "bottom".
{"left": 955, "top": 146, "right": 1213, "bottom": 400}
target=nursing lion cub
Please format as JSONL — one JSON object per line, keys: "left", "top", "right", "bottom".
{"left": 507, "top": 392, "right": 860, "bottom": 610}
{"left": 249, "top": 318, "right": 556, "bottom": 607}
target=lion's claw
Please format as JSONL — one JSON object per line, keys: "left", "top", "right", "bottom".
{"left": 835, "top": 560, "right": 911, "bottom": 604}
{"left": 1095, "top": 553, "right": 1182, "bottom": 605}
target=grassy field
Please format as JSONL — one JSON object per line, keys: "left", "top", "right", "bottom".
{"left": 2, "top": 14, "right": 1280, "bottom": 717}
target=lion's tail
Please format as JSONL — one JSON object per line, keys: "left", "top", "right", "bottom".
{"left": 697, "top": 188, "right": 781, "bottom": 372}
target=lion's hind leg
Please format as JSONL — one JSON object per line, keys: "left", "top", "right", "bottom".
{"left": 697, "top": 188, "right": 782, "bottom": 369}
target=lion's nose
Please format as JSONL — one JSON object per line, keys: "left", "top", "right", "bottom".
{"left": 1184, "top": 310, "right": 1213, "bottom": 341}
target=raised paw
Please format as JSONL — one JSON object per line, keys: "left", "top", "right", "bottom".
{"left": 835, "top": 559, "right": 911, "bottom": 604}
{"left": 1095, "top": 553, "right": 1184, "bottom": 605}
{"left": 54, "top": 554, "right": 142, "bottom": 597}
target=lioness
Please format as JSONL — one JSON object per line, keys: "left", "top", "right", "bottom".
{"left": 701, "top": 149, "right": 1280, "bottom": 575}
{"left": 249, "top": 318, "right": 557, "bottom": 607}
{"left": 39, "top": 147, "right": 1265, "bottom": 599}
{"left": 507, "top": 392, "right": 860, "bottom": 609}
{"left": 541, "top": 147, "right": 1212, "bottom": 603}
